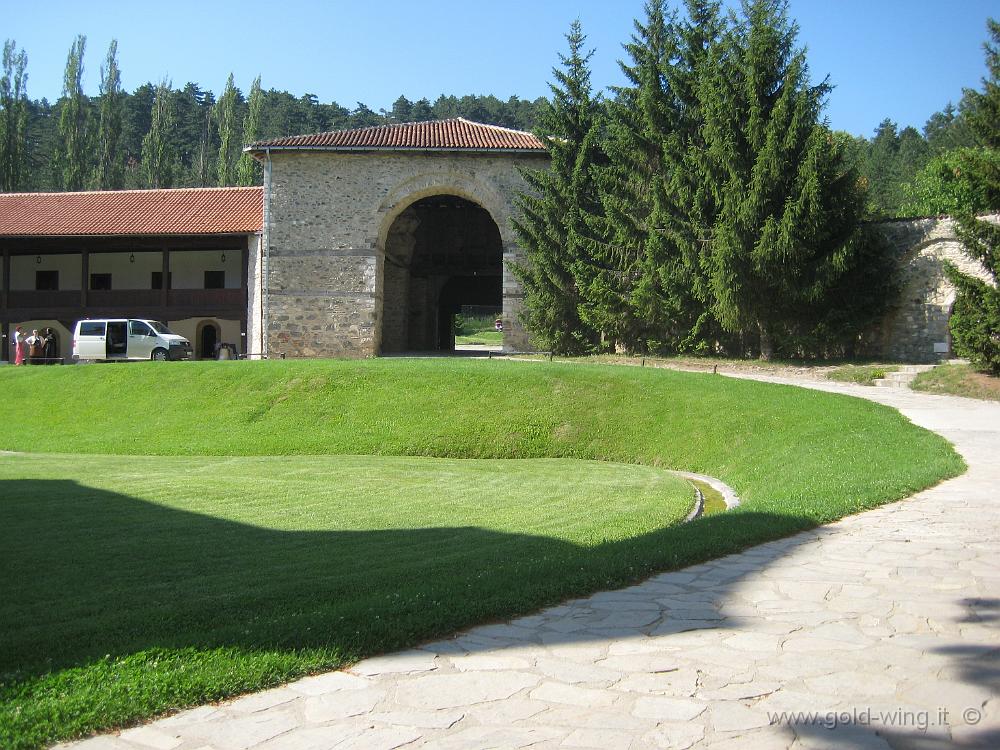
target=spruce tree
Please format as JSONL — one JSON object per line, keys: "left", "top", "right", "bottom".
{"left": 511, "top": 20, "right": 602, "bottom": 354}
{"left": 641, "top": 0, "right": 727, "bottom": 352}
{"left": 0, "top": 39, "right": 28, "bottom": 192}
{"left": 947, "top": 18, "right": 1000, "bottom": 374}
{"left": 57, "top": 34, "right": 89, "bottom": 191}
{"left": 581, "top": 1, "right": 727, "bottom": 353}
{"left": 699, "top": 0, "right": 889, "bottom": 358}
{"left": 236, "top": 76, "right": 263, "bottom": 186}
{"left": 582, "top": 1, "right": 673, "bottom": 352}
{"left": 141, "top": 80, "right": 176, "bottom": 188}
{"left": 216, "top": 73, "right": 239, "bottom": 186}
{"left": 93, "top": 40, "right": 123, "bottom": 189}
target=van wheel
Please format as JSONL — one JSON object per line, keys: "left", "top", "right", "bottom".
{"left": 151, "top": 349, "right": 168, "bottom": 361}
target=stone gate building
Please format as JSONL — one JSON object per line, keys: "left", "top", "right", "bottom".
{"left": 245, "top": 118, "right": 548, "bottom": 357}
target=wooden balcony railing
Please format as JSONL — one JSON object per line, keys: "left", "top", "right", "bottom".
{"left": 5, "top": 288, "right": 244, "bottom": 310}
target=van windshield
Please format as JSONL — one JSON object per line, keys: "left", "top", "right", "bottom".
{"left": 148, "top": 321, "right": 174, "bottom": 335}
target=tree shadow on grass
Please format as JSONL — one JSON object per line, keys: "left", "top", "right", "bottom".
{"left": 3, "top": 479, "right": 994, "bottom": 750}
{"left": 0, "top": 477, "right": 818, "bottom": 747}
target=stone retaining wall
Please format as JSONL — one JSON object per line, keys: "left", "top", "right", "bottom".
{"left": 872, "top": 214, "right": 996, "bottom": 363}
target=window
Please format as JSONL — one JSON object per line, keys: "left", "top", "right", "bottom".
{"left": 204, "top": 271, "right": 225, "bottom": 289}
{"left": 90, "top": 273, "right": 112, "bottom": 290}
{"left": 35, "top": 270, "right": 59, "bottom": 290}
{"left": 79, "top": 321, "right": 106, "bottom": 336}
{"left": 129, "top": 320, "right": 153, "bottom": 337}
{"left": 151, "top": 271, "right": 172, "bottom": 290}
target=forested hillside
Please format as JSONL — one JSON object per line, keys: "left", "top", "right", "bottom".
{"left": 0, "top": 36, "right": 545, "bottom": 193}
{"left": 0, "top": 30, "right": 980, "bottom": 217}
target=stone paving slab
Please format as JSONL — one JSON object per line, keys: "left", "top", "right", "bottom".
{"left": 59, "top": 377, "right": 1000, "bottom": 749}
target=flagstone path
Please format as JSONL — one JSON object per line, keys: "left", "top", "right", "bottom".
{"left": 62, "top": 376, "right": 999, "bottom": 750}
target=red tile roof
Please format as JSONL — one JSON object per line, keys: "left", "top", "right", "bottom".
{"left": 0, "top": 186, "right": 263, "bottom": 237}
{"left": 249, "top": 118, "right": 547, "bottom": 153}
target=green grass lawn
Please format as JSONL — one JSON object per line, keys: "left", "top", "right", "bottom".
{"left": 455, "top": 328, "right": 503, "bottom": 345}
{"left": 1, "top": 453, "right": 692, "bottom": 749}
{"left": 912, "top": 363, "right": 1000, "bottom": 401}
{"left": 0, "top": 358, "right": 965, "bottom": 748}
{"left": 454, "top": 313, "right": 503, "bottom": 345}
{"left": 826, "top": 363, "right": 901, "bottom": 385}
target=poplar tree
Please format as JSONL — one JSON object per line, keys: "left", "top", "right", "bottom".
{"left": 512, "top": 20, "right": 602, "bottom": 353}
{"left": 699, "top": 0, "right": 890, "bottom": 358}
{"left": 57, "top": 34, "right": 89, "bottom": 191}
{"left": 236, "top": 75, "right": 263, "bottom": 186}
{"left": 141, "top": 80, "right": 176, "bottom": 188}
{"left": 196, "top": 90, "right": 215, "bottom": 187}
{"left": 948, "top": 18, "right": 1000, "bottom": 374}
{"left": 216, "top": 73, "right": 239, "bottom": 186}
{"left": 93, "top": 39, "right": 123, "bottom": 189}
{"left": 0, "top": 39, "right": 28, "bottom": 192}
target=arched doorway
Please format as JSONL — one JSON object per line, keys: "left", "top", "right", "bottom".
{"left": 197, "top": 321, "right": 219, "bottom": 360}
{"left": 380, "top": 195, "right": 503, "bottom": 353}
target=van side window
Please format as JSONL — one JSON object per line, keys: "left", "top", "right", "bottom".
{"left": 129, "top": 320, "right": 153, "bottom": 336}
{"left": 79, "top": 322, "right": 106, "bottom": 336}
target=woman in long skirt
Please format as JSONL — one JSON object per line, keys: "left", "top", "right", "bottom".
{"left": 13, "top": 326, "right": 25, "bottom": 365}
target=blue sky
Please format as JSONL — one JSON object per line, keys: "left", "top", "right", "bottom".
{"left": 4, "top": 0, "right": 996, "bottom": 138}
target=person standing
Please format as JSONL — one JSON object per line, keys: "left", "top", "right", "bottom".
{"left": 26, "top": 329, "right": 43, "bottom": 365}
{"left": 12, "top": 326, "right": 25, "bottom": 365}
{"left": 43, "top": 328, "right": 58, "bottom": 364}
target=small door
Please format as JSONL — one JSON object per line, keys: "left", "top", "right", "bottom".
{"left": 200, "top": 324, "right": 218, "bottom": 360}
{"left": 127, "top": 320, "right": 156, "bottom": 359}
{"left": 106, "top": 321, "right": 128, "bottom": 358}
{"left": 76, "top": 321, "right": 106, "bottom": 359}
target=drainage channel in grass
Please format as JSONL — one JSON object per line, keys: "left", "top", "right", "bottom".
{"left": 690, "top": 478, "right": 732, "bottom": 515}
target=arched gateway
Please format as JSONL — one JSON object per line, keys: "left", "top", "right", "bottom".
{"left": 246, "top": 118, "right": 548, "bottom": 358}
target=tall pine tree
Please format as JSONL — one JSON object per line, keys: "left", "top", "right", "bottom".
{"left": 57, "top": 34, "right": 89, "bottom": 191}
{"left": 582, "top": 1, "right": 725, "bottom": 353}
{"left": 583, "top": 2, "right": 673, "bottom": 352}
{"left": 512, "top": 20, "right": 602, "bottom": 354}
{"left": 700, "top": 0, "right": 890, "bottom": 358}
{"left": 93, "top": 39, "right": 123, "bottom": 189}
{"left": 947, "top": 18, "right": 1000, "bottom": 374}
{"left": 640, "top": 0, "right": 727, "bottom": 352}
{"left": 0, "top": 39, "right": 28, "bottom": 192}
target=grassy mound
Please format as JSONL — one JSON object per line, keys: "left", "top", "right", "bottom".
{"left": 0, "top": 358, "right": 964, "bottom": 748}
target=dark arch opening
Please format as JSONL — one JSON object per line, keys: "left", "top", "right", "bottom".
{"left": 198, "top": 321, "right": 219, "bottom": 360}
{"left": 380, "top": 195, "right": 502, "bottom": 353}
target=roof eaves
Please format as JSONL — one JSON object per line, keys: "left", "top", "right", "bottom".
{"left": 245, "top": 144, "right": 548, "bottom": 155}
{"left": 0, "top": 231, "right": 257, "bottom": 239}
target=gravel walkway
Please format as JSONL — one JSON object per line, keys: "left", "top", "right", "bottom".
{"left": 62, "top": 377, "right": 999, "bottom": 750}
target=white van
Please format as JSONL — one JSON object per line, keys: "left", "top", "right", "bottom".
{"left": 72, "top": 319, "right": 193, "bottom": 361}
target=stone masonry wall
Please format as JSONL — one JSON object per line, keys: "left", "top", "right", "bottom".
{"left": 873, "top": 214, "right": 996, "bottom": 363}
{"left": 262, "top": 150, "right": 545, "bottom": 357}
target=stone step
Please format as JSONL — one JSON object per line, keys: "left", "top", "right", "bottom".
{"left": 873, "top": 364, "right": 936, "bottom": 389}
{"left": 874, "top": 378, "right": 907, "bottom": 388}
